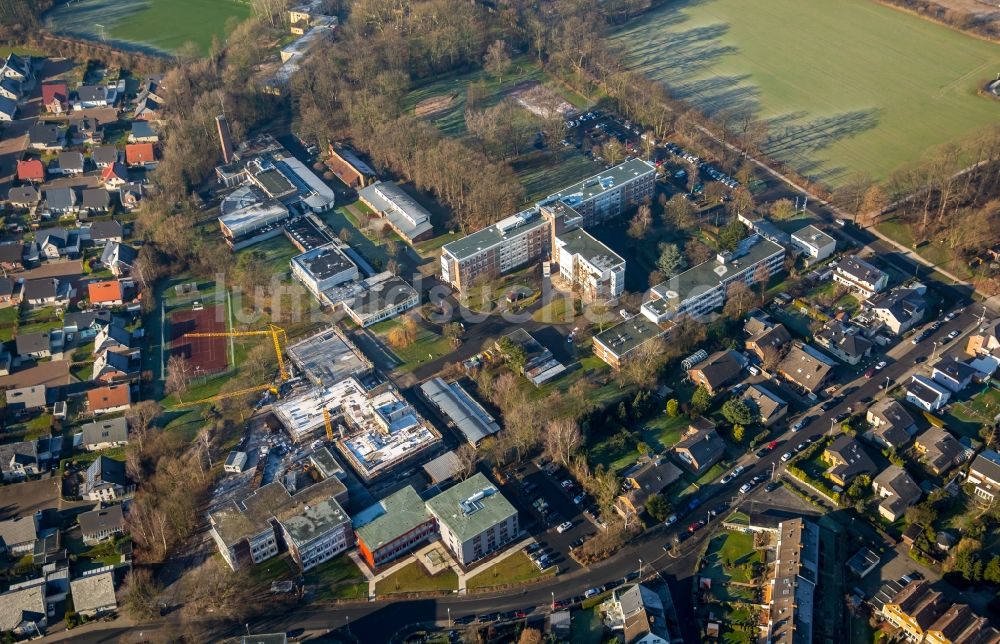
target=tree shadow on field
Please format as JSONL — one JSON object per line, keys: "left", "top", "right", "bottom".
{"left": 612, "top": 22, "right": 737, "bottom": 87}
{"left": 765, "top": 108, "right": 881, "bottom": 157}
{"left": 672, "top": 74, "right": 760, "bottom": 117}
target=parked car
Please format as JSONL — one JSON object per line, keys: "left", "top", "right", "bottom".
{"left": 584, "top": 587, "right": 602, "bottom": 598}
{"left": 947, "top": 330, "right": 960, "bottom": 341}
{"left": 663, "top": 542, "right": 673, "bottom": 552}
{"left": 781, "top": 451, "right": 794, "bottom": 462}
{"left": 875, "top": 360, "right": 888, "bottom": 370}
{"left": 792, "top": 418, "right": 808, "bottom": 432}
{"left": 664, "top": 514, "right": 678, "bottom": 526}
{"left": 557, "top": 521, "right": 573, "bottom": 534}
{"left": 765, "top": 481, "right": 781, "bottom": 492}
{"left": 688, "top": 520, "right": 706, "bottom": 533}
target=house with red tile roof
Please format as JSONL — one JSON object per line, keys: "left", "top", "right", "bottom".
{"left": 100, "top": 162, "right": 128, "bottom": 190}
{"left": 16, "top": 159, "right": 45, "bottom": 183}
{"left": 124, "top": 143, "right": 156, "bottom": 169}
{"left": 42, "top": 81, "right": 68, "bottom": 114}
{"left": 87, "top": 281, "right": 123, "bottom": 308}
{"left": 87, "top": 384, "right": 131, "bottom": 415}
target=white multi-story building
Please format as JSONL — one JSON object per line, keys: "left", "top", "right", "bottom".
{"left": 831, "top": 256, "right": 888, "bottom": 299}
{"left": 642, "top": 235, "right": 785, "bottom": 323}
{"left": 790, "top": 224, "right": 836, "bottom": 263}
{"left": 425, "top": 473, "right": 518, "bottom": 565}
{"left": 555, "top": 228, "right": 625, "bottom": 300}
{"left": 290, "top": 242, "right": 359, "bottom": 299}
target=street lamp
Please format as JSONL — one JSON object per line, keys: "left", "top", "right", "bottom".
{"left": 448, "top": 607, "right": 451, "bottom": 627}
{"left": 638, "top": 558, "right": 643, "bottom": 579}
{"left": 829, "top": 417, "right": 835, "bottom": 436}
{"left": 551, "top": 591, "right": 555, "bottom": 609}
{"left": 884, "top": 376, "right": 891, "bottom": 394}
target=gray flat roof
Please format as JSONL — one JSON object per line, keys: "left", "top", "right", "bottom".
{"left": 357, "top": 181, "right": 433, "bottom": 241}
{"left": 425, "top": 472, "right": 516, "bottom": 543}
{"left": 344, "top": 274, "right": 418, "bottom": 318}
{"left": 292, "top": 243, "right": 356, "bottom": 281}
{"left": 420, "top": 377, "right": 500, "bottom": 445}
{"left": 544, "top": 158, "right": 655, "bottom": 208}
{"left": 353, "top": 486, "right": 430, "bottom": 550}
{"left": 792, "top": 224, "right": 835, "bottom": 249}
{"left": 442, "top": 206, "right": 547, "bottom": 261}
{"left": 647, "top": 235, "right": 784, "bottom": 317}
{"left": 556, "top": 228, "right": 624, "bottom": 271}
{"left": 286, "top": 327, "right": 369, "bottom": 385}
{"left": 218, "top": 200, "right": 289, "bottom": 237}
{"left": 594, "top": 315, "right": 667, "bottom": 358}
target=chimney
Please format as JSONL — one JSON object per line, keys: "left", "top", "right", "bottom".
{"left": 216, "top": 114, "right": 235, "bottom": 164}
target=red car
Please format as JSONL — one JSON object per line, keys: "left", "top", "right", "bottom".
{"left": 865, "top": 367, "right": 877, "bottom": 378}
{"left": 688, "top": 520, "right": 706, "bottom": 533}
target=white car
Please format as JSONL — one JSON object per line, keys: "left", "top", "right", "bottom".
{"left": 664, "top": 514, "right": 678, "bottom": 527}
{"left": 557, "top": 521, "right": 573, "bottom": 534}
{"left": 739, "top": 482, "right": 753, "bottom": 495}
{"left": 875, "top": 361, "right": 888, "bottom": 371}
{"left": 781, "top": 452, "right": 793, "bottom": 462}
{"left": 947, "top": 330, "right": 960, "bottom": 340}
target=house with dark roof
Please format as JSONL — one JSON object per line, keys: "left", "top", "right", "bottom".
{"left": 133, "top": 76, "right": 165, "bottom": 120}
{"left": 16, "top": 158, "right": 45, "bottom": 182}
{"left": 91, "top": 145, "right": 119, "bottom": 169}
{"left": 70, "top": 571, "right": 117, "bottom": 618}
{"left": 0, "top": 579, "right": 48, "bottom": 636}
{"left": 745, "top": 322, "right": 792, "bottom": 363}
{"left": 80, "top": 188, "right": 110, "bottom": 215}
{"left": 687, "top": 350, "right": 746, "bottom": 395}
{"left": 599, "top": 584, "right": 674, "bottom": 644}
{"left": 79, "top": 504, "right": 125, "bottom": 545}
{"left": 21, "top": 278, "right": 60, "bottom": 308}
{"left": 865, "top": 399, "right": 917, "bottom": 450}
{"left": 905, "top": 375, "right": 951, "bottom": 412}
{"left": 967, "top": 450, "right": 1000, "bottom": 502}
{"left": 926, "top": 603, "right": 1000, "bottom": 643}
{"left": 777, "top": 343, "right": 835, "bottom": 394}
{"left": 931, "top": 358, "right": 977, "bottom": 393}
{"left": 74, "top": 85, "right": 111, "bottom": 109}
{"left": 80, "top": 417, "right": 128, "bottom": 451}
{"left": 0, "top": 277, "right": 18, "bottom": 307}
{"left": 0, "top": 243, "right": 25, "bottom": 272}
{"left": 869, "top": 287, "right": 926, "bottom": 336}
{"left": 54, "top": 151, "right": 84, "bottom": 176}
{"left": 92, "top": 349, "right": 139, "bottom": 383}
{"left": 93, "top": 322, "right": 132, "bottom": 354}
{"left": 100, "top": 241, "right": 137, "bottom": 277}
{"left": 881, "top": 580, "right": 946, "bottom": 641}
{"left": 82, "top": 456, "right": 132, "bottom": 501}
{"left": 872, "top": 465, "right": 922, "bottom": 521}
{"left": 36, "top": 228, "right": 80, "bottom": 258}
{"left": 0, "top": 76, "right": 20, "bottom": 101}
{"left": 0, "top": 516, "right": 38, "bottom": 555}
{"left": 823, "top": 435, "right": 877, "bottom": 486}
{"left": 15, "top": 332, "right": 51, "bottom": 360}
{"left": 913, "top": 427, "right": 967, "bottom": 475}
{"left": 0, "top": 94, "right": 15, "bottom": 121}
{"left": 0, "top": 441, "right": 41, "bottom": 480}
{"left": 742, "top": 383, "right": 788, "bottom": 426}
{"left": 119, "top": 182, "right": 142, "bottom": 211}
{"left": 832, "top": 255, "right": 888, "bottom": 299}
{"left": 88, "top": 220, "right": 123, "bottom": 244}
{"left": 814, "top": 319, "right": 872, "bottom": 365}
{"left": 615, "top": 457, "right": 682, "bottom": 519}
{"left": 7, "top": 185, "right": 39, "bottom": 209}
{"left": 128, "top": 120, "right": 159, "bottom": 143}
{"left": 43, "top": 188, "right": 78, "bottom": 216}
{"left": 673, "top": 417, "right": 726, "bottom": 474}
{"left": 28, "top": 123, "right": 66, "bottom": 151}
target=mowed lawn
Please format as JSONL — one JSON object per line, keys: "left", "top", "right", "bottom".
{"left": 609, "top": 0, "right": 1000, "bottom": 184}
{"left": 46, "top": 0, "right": 249, "bottom": 54}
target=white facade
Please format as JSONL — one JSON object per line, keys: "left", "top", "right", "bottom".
{"left": 790, "top": 225, "right": 836, "bottom": 262}
{"left": 831, "top": 256, "right": 888, "bottom": 299}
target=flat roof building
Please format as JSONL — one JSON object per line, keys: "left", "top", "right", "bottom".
{"left": 766, "top": 518, "right": 819, "bottom": 644}
{"left": 290, "top": 243, "right": 359, "bottom": 298}
{"left": 790, "top": 224, "right": 836, "bottom": 263}
{"left": 555, "top": 228, "right": 625, "bottom": 301}
{"left": 286, "top": 327, "right": 371, "bottom": 386}
{"left": 643, "top": 235, "right": 785, "bottom": 323}
{"left": 218, "top": 200, "right": 289, "bottom": 250}
{"left": 353, "top": 486, "right": 436, "bottom": 570}
{"left": 542, "top": 158, "right": 656, "bottom": 225}
{"left": 341, "top": 273, "right": 420, "bottom": 327}
{"left": 358, "top": 181, "right": 433, "bottom": 243}
{"left": 420, "top": 377, "right": 500, "bottom": 446}
{"left": 425, "top": 472, "right": 518, "bottom": 566}
{"left": 593, "top": 315, "right": 669, "bottom": 371}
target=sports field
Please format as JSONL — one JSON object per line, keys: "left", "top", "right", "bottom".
{"left": 169, "top": 305, "right": 229, "bottom": 374}
{"left": 609, "top": 0, "right": 1000, "bottom": 184}
{"left": 45, "top": 0, "right": 249, "bottom": 55}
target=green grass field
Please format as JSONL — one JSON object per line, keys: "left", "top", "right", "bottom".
{"left": 46, "top": 0, "right": 250, "bottom": 55}
{"left": 610, "top": 0, "right": 1000, "bottom": 184}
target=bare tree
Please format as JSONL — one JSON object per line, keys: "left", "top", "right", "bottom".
{"left": 455, "top": 443, "right": 478, "bottom": 480}
{"left": 165, "top": 355, "right": 194, "bottom": 402}
{"left": 119, "top": 569, "right": 163, "bottom": 620}
{"left": 125, "top": 400, "right": 162, "bottom": 453}
{"left": 544, "top": 417, "right": 582, "bottom": 467}
{"left": 484, "top": 39, "right": 511, "bottom": 84}
{"left": 620, "top": 336, "right": 668, "bottom": 388}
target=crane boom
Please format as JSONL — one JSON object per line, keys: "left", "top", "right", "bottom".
{"left": 323, "top": 407, "right": 334, "bottom": 441}
{"left": 184, "top": 324, "right": 289, "bottom": 381}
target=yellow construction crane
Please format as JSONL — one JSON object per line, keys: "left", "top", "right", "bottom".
{"left": 322, "top": 407, "right": 334, "bottom": 442}
{"left": 173, "top": 324, "right": 289, "bottom": 408}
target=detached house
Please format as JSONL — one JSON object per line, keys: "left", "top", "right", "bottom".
{"left": 914, "top": 427, "right": 966, "bottom": 475}
{"left": 80, "top": 188, "right": 111, "bottom": 215}
{"left": 872, "top": 465, "right": 922, "bottom": 521}
{"left": 777, "top": 343, "right": 835, "bottom": 394}
{"left": 869, "top": 288, "right": 926, "bottom": 336}
{"left": 128, "top": 120, "right": 159, "bottom": 143}
{"left": 0, "top": 77, "right": 20, "bottom": 101}
{"left": 80, "top": 417, "right": 128, "bottom": 451}
{"left": 15, "top": 332, "right": 51, "bottom": 360}
{"left": 687, "top": 350, "right": 745, "bottom": 395}
{"left": 87, "top": 384, "right": 131, "bottom": 415}
{"left": 28, "top": 123, "right": 65, "bottom": 151}
{"left": 100, "top": 241, "right": 137, "bottom": 277}
{"left": 742, "top": 383, "right": 788, "bottom": 426}
{"left": 615, "top": 457, "right": 682, "bottom": 519}
{"left": 79, "top": 504, "right": 125, "bottom": 545}
{"left": 88, "top": 280, "right": 124, "bottom": 308}
{"left": 21, "top": 279, "right": 61, "bottom": 308}
{"left": 92, "top": 349, "right": 139, "bottom": 383}
{"left": 91, "top": 145, "right": 119, "bottom": 169}
{"left": 44, "top": 188, "right": 78, "bottom": 216}
{"left": 673, "top": 417, "right": 726, "bottom": 474}
{"left": 16, "top": 158, "right": 45, "bottom": 183}
{"left": 54, "top": 151, "right": 84, "bottom": 176}
{"left": 7, "top": 185, "right": 39, "bottom": 209}
{"left": 931, "top": 358, "right": 977, "bottom": 394}
{"left": 823, "top": 435, "right": 877, "bottom": 486}
{"left": 88, "top": 220, "right": 123, "bottom": 244}
{"left": 36, "top": 228, "right": 80, "bottom": 258}
{"left": 832, "top": 256, "right": 888, "bottom": 299}
{"left": 966, "top": 450, "right": 1000, "bottom": 502}
{"left": 866, "top": 399, "right": 917, "bottom": 450}
{"left": 745, "top": 322, "right": 791, "bottom": 363}
{"left": 82, "top": 456, "right": 132, "bottom": 502}
{"left": 42, "top": 81, "right": 68, "bottom": 114}
{"left": 125, "top": 143, "right": 156, "bottom": 169}
{"left": 906, "top": 375, "right": 951, "bottom": 412}
{"left": 814, "top": 319, "right": 872, "bottom": 365}
{"left": 0, "top": 441, "right": 41, "bottom": 480}
{"left": 74, "top": 85, "right": 111, "bottom": 110}
{"left": 0, "top": 243, "right": 26, "bottom": 272}
{"left": 100, "top": 162, "right": 129, "bottom": 190}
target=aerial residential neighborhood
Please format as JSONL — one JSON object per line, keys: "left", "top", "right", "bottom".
{"left": 1, "top": 0, "right": 1000, "bottom": 642}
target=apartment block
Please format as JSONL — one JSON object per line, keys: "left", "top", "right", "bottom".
{"left": 642, "top": 235, "right": 785, "bottom": 323}
{"left": 554, "top": 228, "right": 625, "bottom": 300}
{"left": 425, "top": 473, "right": 518, "bottom": 566}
